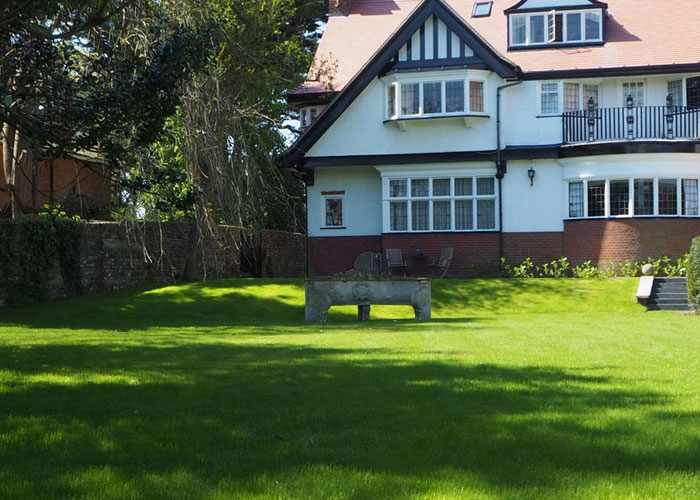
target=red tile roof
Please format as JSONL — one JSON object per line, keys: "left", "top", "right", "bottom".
{"left": 289, "top": 0, "right": 700, "bottom": 96}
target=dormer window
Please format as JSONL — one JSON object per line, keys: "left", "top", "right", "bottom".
{"left": 508, "top": 8, "right": 603, "bottom": 48}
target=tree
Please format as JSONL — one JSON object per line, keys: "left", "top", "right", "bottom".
{"left": 120, "top": 0, "right": 325, "bottom": 279}
{"left": 0, "top": 0, "right": 210, "bottom": 216}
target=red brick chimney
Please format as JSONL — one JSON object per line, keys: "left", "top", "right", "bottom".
{"left": 328, "top": 0, "right": 354, "bottom": 16}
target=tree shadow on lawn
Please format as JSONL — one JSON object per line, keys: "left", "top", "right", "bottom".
{"left": 0, "top": 342, "right": 697, "bottom": 499}
{"left": 0, "top": 280, "right": 316, "bottom": 331}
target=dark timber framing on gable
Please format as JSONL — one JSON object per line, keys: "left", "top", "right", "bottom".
{"left": 278, "top": 0, "right": 520, "bottom": 171}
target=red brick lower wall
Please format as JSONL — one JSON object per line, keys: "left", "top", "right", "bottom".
{"left": 309, "top": 218, "right": 700, "bottom": 277}
{"left": 308, "top": 235, "right": 382, "bottom": 276}
{"left": 503, "top": 232, "right": 564, "bottom": 264}
{"left": 564, "top": 218, "right": 700, "bottom": 264}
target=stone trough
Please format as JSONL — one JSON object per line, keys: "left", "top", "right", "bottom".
{"left": 305, "top": 278, "right": 431, "bottom": 323}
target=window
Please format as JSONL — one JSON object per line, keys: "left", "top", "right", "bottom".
{"left": 300, "top": 109, "right": 308, "bottom": 128}
{"left": 583, "top": 84, "right": 599, "bottom": 109}
{"left": 682, "top": 179, "right": 699, "bottom": 216}
{"left": 564, "top": 83, "right": 580, "bottom": 113}
{"left": 569, "top": 177, "right": 700, "bottom": 219}
{"left": 509, "top": 9, "right": 603, "bottom": 47}
{"left": 390, "top": 202, "right": 408, "bottom": 231}
{"left": 386, "top": 77, "right": 487, "bottom": 119}
{"left": 511, "top": 16, "right": 527, "bottom": 45}
{"left": 541, "top": 83, "right": 559, "bottom": 115}
{"left": 622, "top": 82, "right": 644, "bottom": 106}
{"left": 412, "top": 201, "right": 429, "bottom": 231}
{"left": 584, "top": 11, "right": 601, "bottom": 41}
{"left": 658, "top": 179, "right": 678, "bottom": 215}
{"left": 587, "top": 181, "right": 605, "bottom": 217}
{"left": 530, "top": 15, "right": 545, "bottom": 44}
{"left": 569, "top": 182, "right": 584, "bottom": 218}
{"left": 668, "top": 80, "right": 683, "bottom": 107}
{"left": 634, "top": 179, "right": 654, "bottom": 215}
{"left": 401, "top": 83, "right": 420, "bottom": 115}
{"left": 687, "top": 76, "right": 700, "bottom": 109}
{"left": 446, "top": 81, "right": 465, "bottom": 113}
{"left": 423, "top": 82, "right": 442, "bottom": 114}
{"left": 609, "top": 180, "right": 630, "bottom": 216}
{"left": 472, "top": 1, "right": 492, "bottom": 17}
{"left": 324, "top": 196, "right": 343, "bottom": 227}
{"left": 310, "top": 108, "right": 318, "bottom": 123}
{"left": 470, "top": 81, "right": 484, "bottom": 113}
{"left": 566, "top": 12, "right": 581, "bottom": 41}
{"left": 385, "top": 175, "right": 497, "bottom": 232}
{"left": 387, "top": 84, "right": 397, "bottom": 118}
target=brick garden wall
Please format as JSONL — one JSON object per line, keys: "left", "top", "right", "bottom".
{"left": 0, "top": 221, "right": 306, "bottom": 305}
{"left": 308, "top": 218, "right": 700, "bottom": 277}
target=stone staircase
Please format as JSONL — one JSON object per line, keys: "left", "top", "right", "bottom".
{"left": 647, "top": 278, "right": 690, "bottom": 311}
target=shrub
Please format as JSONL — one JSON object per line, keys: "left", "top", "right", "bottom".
{"left": 687, "top": 238, "right": 700, "bottom": 311}
{"left": 619, "top": 259, "right": 642, "bottom": 277}
{"left": 572, "top": 260, "right": 598, "bottom": 278}
{"left": 537, "top": 257, "right": 570, "bottom": 278}
{"left": 661, "top": 254, "right": 688, "bottom": 277}
{"left": 597, "top": 260, "right": 616, "bottom": 278}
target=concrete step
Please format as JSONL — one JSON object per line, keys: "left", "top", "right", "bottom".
{"left": 647, "top": 304, "right": 691, "bottom": 311}
{"left": 648, "top": 298, "right": 690, "bottom": 305}
{"left": 650, "top": 292, "right": 689, "bottom": 298}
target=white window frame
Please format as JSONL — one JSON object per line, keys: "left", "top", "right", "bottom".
{"left": 565, "top": 176, "right": 700, "bottom": 220}
{"left": 383, "top": 71, "right": 489, "bottom": 121}
{"left": 509, "top": 8, "right": 602, "bottom": 47}
{"left": 538, "top": 81, "right": 561, "bottom": 116}
{"left": 620, "top": 80, "right": 646, "bottom": 107}
{"left": 321, "top": 193, "right": 345, "bottom": 229}
{"left": 382, "top": 170, "right": 499, "bottom": 233}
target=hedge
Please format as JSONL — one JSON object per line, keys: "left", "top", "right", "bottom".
{"left": 688, "top": 237, "right": 700, "bottom": 311}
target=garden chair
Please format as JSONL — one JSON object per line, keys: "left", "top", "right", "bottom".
{"left": 430, "top": 247, "right": 454, "bottom": 278}
{"left": 385, "top": 248, "right": 407, "bottom": 276}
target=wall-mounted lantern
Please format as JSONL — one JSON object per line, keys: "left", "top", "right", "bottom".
{"left": 527, "top": 167, "right": 536, "bottom": 186}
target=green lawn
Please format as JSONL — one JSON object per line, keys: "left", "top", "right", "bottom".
{"left": 0, "top": 278, "right": 698, "bottom": 499}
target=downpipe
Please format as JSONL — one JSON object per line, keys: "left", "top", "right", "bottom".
{"left": 496, "top": 80, "right": 522, "bottom": 264}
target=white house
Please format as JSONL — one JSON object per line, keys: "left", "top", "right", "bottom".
{"left": 281, "top": 0, "right": 700, "bottom": 276}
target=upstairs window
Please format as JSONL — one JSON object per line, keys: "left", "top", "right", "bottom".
{"left": 385, "top": 77, "right": 488, "bottom": 120}
{"left": 622, "top": 82, "right": 644, "bottom": 106}
{"left": 509, "top": 8, "right": 602, "bottom": 48}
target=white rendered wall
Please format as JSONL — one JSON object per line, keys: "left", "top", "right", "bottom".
{"left": 307, "top": 167, "right": 382, "bottom": 237}
{"left": 560, "top": 153, "right": 700, "bottom": 180}
{"left": 308, "top": 71, "right": 501, "bottom": 157}
{"left": 502, "top": 160, "right": 565, "bottom": 232}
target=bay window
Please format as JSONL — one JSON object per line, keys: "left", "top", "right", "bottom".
{"left": 683, "top": 179, "right": 699, "bottom": 216}
{"left": 609, "top": 180, "right": 630, "bottom": 216}
{"left": 446, "top": 81, "right": 465, "bottom": 113}
{"left": 423, "top": 82, "right": 442, "bottom": 114}
{"left": 567, "top": 177, "right": 700, "bottom": 219}
{"left": 587, "top": 181, "right": 605, "bottom": 217}
{"left": 658, "top": 179, "right": 677, "bottom": 215}
{"left": 386, "top": 76, "right": 488, "bottom": 119}
{"left": 634, "top": 179, "right": 654, "bottom": 215}
{"left": 401, "top": 83, "right": 420, "bottom": 115}
{"left": 385, "top": 175, "right": 497, "bottom": 232}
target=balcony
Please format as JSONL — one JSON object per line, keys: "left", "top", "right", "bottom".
{"left": 563, "top": 105, "right": 700, "bottom": 144}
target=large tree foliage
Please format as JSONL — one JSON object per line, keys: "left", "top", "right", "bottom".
{"left": 115, "top": 0, "right": 325, "bottom": 278}
{"left": 0, "top": 0, "right": 209, "bottom": 216}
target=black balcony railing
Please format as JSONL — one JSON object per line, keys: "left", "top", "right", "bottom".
{"left": 563, "top": 105, "right": 700, "bottom": 144}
